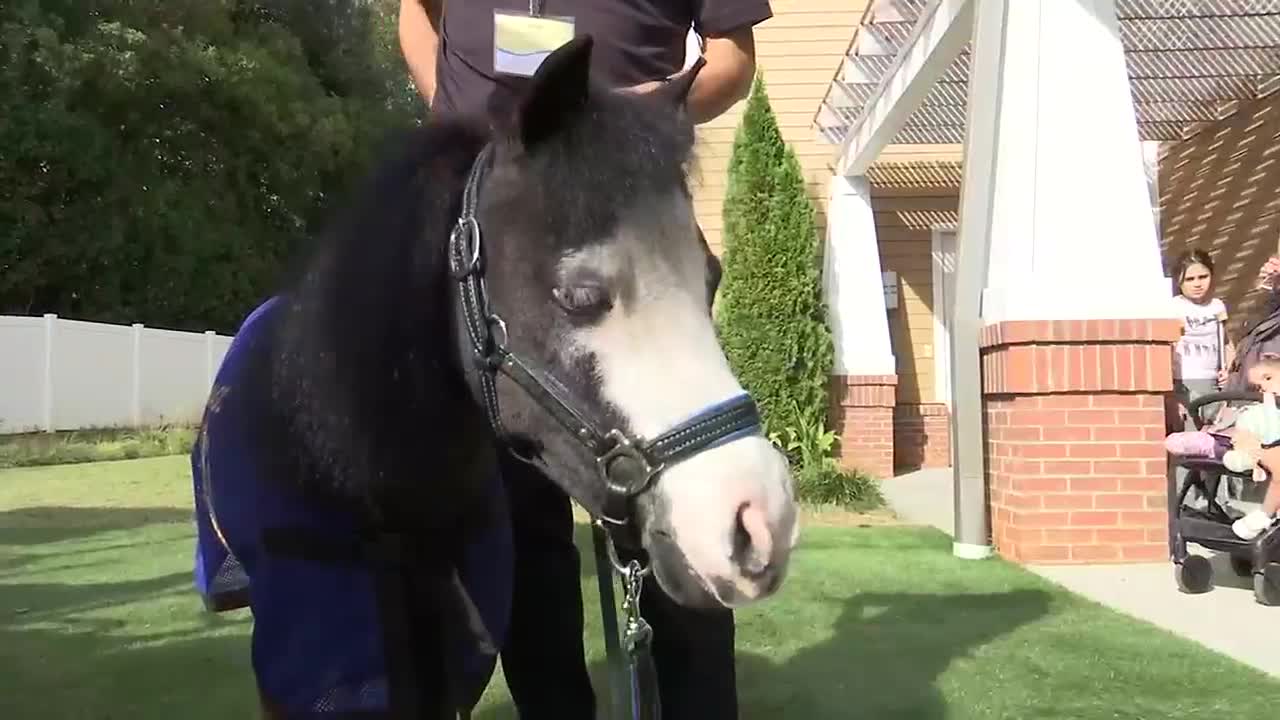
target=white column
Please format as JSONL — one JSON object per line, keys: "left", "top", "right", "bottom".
{"left": 975, "top": 0, "right": 1174, "bottom": 324}
{"left": 824, "top": 174, "right": 896, "bottom": 376}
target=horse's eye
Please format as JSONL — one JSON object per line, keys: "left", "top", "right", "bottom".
{"left": 553, "top": 284, "right": 611, "bottom": 317}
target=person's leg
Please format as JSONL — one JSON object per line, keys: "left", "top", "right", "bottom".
{"left": 1232, "top": 458, "right": 1280, "bottom": 540}
{"left": 639, "top": 576, "right": 739, "bottom": 720}
{"left": 1171, "top": 382, "right": 1206, "bottom": 509}
{"left": 1164, "top": 430, "right": 1219, "bottom": 458}
{"left": 497, "top": 452, "right": 596, "bottom": 720}
{"left": 612, "top": 539, "right": 739, "bottom": 720}
{"left": 1264, "top": 478, "right": 1280, "bottom": 517}
{"left": 1174, "top": 379, "right": 1226, "bottom": 508}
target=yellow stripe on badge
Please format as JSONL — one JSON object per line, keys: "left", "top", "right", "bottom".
{"left": 494, "top": 13, "right": 575, "bottom": 56}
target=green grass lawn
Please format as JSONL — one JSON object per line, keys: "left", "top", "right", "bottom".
{"left": 2, "top": 456, "right": 1278, "bottom": 719}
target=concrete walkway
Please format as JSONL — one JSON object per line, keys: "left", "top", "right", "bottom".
{"left": 884, "top": 468, "right": 1280, "bottom": 677}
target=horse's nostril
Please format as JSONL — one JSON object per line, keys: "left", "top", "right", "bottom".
{"left": 732, "top": 501, "right": 773, "bottom": 579}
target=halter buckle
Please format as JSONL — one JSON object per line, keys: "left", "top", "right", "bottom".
{"left": 596, "top": 429, "right": 664, "bottom": 499}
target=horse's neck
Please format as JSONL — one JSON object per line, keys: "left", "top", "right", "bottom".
{"left": 376, "top": 375, "right": 500, "bottom": 532}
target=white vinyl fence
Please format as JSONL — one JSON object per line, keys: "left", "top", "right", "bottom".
{"left": 0, "top": 314, "right": 233, "bottom": 435}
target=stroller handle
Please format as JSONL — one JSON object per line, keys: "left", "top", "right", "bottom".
{"left": 1185, "top": 390, "right": 1280, "bottom": 434}
{"left": 1187, "top": 390, "right": 1271, "bottom": 418}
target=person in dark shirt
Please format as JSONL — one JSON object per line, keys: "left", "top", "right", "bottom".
{"left": 400, "top": 1, "right": 769, "bottom": 125}
{"left": 398, "top": 3, "right": 772, "bottom": 718}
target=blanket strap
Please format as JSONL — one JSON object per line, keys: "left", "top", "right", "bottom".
{"left": 260, "top": 527, "right": 483, "bottom": 720}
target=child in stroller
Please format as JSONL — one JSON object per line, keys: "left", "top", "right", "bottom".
{"left": 1165, "top": 353, "right": 1280, "bottom": 539}
{"left": 1165, "top": 257, "right": 1280, "bottom": 603}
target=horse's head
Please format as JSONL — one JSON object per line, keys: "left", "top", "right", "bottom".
{"left": 451, "top": 37, "right": 798, "bottom": 609}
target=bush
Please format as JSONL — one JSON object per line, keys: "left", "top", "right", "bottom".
{"left": 0, "top": 426, "right": 196, "bottom": 469}
{"left": 771, "top": 399, "right": 884, "bottom": 510}
{"left": 717, "top": 74, "right": 873, "bottom": 504}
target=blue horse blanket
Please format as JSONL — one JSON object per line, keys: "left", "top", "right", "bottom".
{"left": 191, "top": 297, "right": 513, "bottom": 717}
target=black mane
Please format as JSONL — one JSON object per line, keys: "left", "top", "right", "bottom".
{"left": 488, "top": 80, "right": 697, "bottom": 254}
{"left": 241, "top": 77, "right": 699, "bottom": 523}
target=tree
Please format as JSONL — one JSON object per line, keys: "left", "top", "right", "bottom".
{"left": 0, "top": 0, "right": 422, "bottom": 332}
{"left": 715, "top": 74, "right": 880, "bottom": 508}
{"left": 717, "top": 73, "right": 833, "bottom": 453}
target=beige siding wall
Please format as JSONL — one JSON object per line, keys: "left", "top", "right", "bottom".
{"left": 872, "top": 182, "right": 961, "bottom": 404}
{"left": 689, "top": 0, "right": 961, "bottom": 254}
{"left": 1159, "top": 96, "right": 1280, "bottom": 338}
{"left": 689, "top": 0, "right": 863, "bottom": 254}
{"left": 690, "top": 1, "right": 964, "bottom": 399}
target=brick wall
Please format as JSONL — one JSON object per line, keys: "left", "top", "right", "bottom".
{"left": 981, "top": 319, "right": 1180, "bottom": 564}
{"left": 829, "top": 375, "right": 897, "bottom": 480}
{"left": 894, "top": 402, "right": 950, "bottom": 471}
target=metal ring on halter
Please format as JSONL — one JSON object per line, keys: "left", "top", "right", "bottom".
{"left": 594, "top": 519, "right": 653, "bottom": 578}
{"left": 450, "top": 217, "right": 482, "bottom": 277}
{"left": 487, "top": 314, "right": 508, "bottom": 349}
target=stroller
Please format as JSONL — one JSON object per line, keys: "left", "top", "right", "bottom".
{"left": 1169, "top": 292, "right": 1280, "bottom": 605}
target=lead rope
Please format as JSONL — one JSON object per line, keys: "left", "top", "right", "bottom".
{"left": 592, "top": 521, "right": 662, "bottom": 720}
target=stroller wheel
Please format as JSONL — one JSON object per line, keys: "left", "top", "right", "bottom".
{"left": 1254, "top": 564, "right": 1280, "bottom": 607}
{"left": 1230, "top": 554, "right": 1254, "bottom": 578}
{"left": 1176, "top": 555, "right": 1213, "bottom": 594}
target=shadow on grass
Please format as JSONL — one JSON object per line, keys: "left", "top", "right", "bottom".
{"left": 0, "top": 571, "right": 256, "bottom": 720}
{"left": 0, "top": 506, "right": 192, "bottom": 545}
{"left": 0, "top": 571, "right": 193, "bottom": 619}
{"left": 733, "top": 589, "right": 1051, "bottom": 719}
{"left": 0, "top": 622, "right": 256, "bottom": 720}
{"left": 475, "top": 588, "right": 1051, "bottom": 720}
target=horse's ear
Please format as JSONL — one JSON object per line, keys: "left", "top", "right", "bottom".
{"left": 653, "top": 55, "right": 706, "bottom": 110}
{"left": 517, "top": 35, "right": 595, "bottom": 148}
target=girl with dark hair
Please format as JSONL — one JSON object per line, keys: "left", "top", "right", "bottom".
{"left": 1170, "top": 249, "right": 1233, "bottom": 400}
{"left": 1169, "top": 249, "right": 1234, "bottom": 508}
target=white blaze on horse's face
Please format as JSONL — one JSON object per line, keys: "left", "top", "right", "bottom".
{"left": 557, "top": 192, "right": 800, "bottom": 608}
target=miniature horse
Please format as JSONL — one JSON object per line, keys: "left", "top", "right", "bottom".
{"left": 191, "top": 37, "right": 799, "bottom": 719}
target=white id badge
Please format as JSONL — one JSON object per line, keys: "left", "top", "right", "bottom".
{"left": 493, "top": 10, "right": 576, "bottom": 77}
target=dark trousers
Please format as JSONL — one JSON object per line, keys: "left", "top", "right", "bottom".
{"left": 497, "top": 451, "right": 739, "bottom": 720}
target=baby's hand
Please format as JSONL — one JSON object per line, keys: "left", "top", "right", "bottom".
{"left": 1234, "top": 429, "right": 1263, "bottom": 459}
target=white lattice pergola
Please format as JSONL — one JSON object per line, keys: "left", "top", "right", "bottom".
{"left": 816, "top": 0, "right": 1280, "bottom": 174}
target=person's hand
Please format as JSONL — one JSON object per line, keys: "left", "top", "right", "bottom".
{"left": 1257, "top": 444, "right": 1280, "bottom": 476}
{"left": 619, "top": 64, "right": 697, "bottom": 96}
{"left": 1217, "top": 368, "right": 1229, "bottom": 386}
{"left": 1234, "top": 428, "right": 1263, "bottom": 460}
{"left": 1256, "top": 255, "right": 1280, "bottom": 291}
{"left": 619, "top": 78, "right": 666, "bottom": 95}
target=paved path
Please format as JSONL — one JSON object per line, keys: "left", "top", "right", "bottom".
{"left": 884, "top": 468, "right": 1280, "bottom": 677}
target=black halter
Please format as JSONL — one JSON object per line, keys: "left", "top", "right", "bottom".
{"left": 447, "top": 144, "right": 764, "bottom": 536}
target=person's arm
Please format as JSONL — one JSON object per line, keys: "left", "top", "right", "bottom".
{"left": 682, "top": 28, "right": 758, "bottom": 124}
{"left": 623, "top": 5, "right": 770, "bottom": 124}
{"left": 685, "top": 3, "right": 772, "bottom": 123}
{"left": 399, "top": 0, "right": 443, "bottom": 105}
{"left": 1217, "top": 308, "right": 1234, "bottom": 385}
